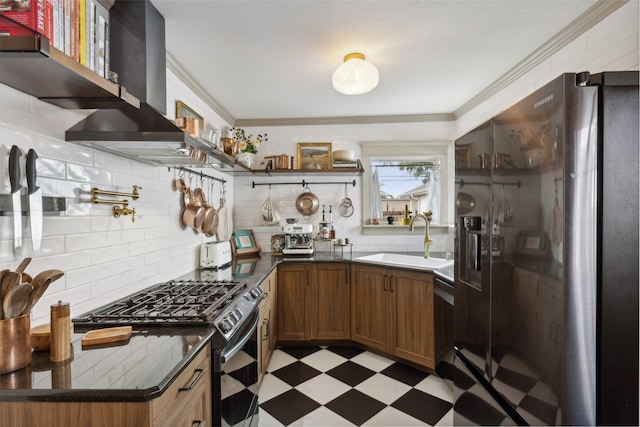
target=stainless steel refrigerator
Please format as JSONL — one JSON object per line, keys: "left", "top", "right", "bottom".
{"left": 453, "top": 71, "right": 638, "bottom": 426}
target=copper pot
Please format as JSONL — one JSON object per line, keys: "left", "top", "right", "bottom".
{"left": 183, "top": 203, "right": 205, "bottom": 230}
{"left": 0, "top": 313, "right": 31, "bottom": 374}
{"left": 265, "top": 154, "right": 294, "bottom": 170}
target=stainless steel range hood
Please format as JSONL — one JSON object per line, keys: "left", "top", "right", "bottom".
{"left": 65, "top": 0, "right": 227, "bottom": 167}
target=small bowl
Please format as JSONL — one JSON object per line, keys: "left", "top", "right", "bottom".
{"left": 286, "top": 218, "right": 299, "bottom": 224}
{"left": 333, "top": 149, "right": 355, "bottom": 162}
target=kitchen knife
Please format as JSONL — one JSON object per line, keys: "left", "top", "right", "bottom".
{"left": 8, "top": 146, "right": 22, "bottom": 255}
{"left": 26, "top": 149, "right": 43, "bottom": 253}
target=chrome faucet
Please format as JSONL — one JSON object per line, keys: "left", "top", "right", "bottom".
{"left": 409, "top": 211, "right": 434, "bottom": 258}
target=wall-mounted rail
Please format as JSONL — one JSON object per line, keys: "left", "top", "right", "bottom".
{"left": 455, "top": 179, "right": 521, "bottom": 189}
{"left": 172, "top": 167, "right": 227, "bottom": 184}
{"left": 252, "top": 179, "right": 356, "bottom": 189}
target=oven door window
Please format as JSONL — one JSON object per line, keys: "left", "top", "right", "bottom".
{"left": 220, "top": 310, "right": 260, "bottom": 427}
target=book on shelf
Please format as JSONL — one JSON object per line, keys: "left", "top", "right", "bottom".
{"left": 332, "top": 159, "right": 362, "bottom": 169}
{"left": 1, "top": 0, "right": 109, "bottom": 80}
{"left": 0, "top": 0, "right": 47, "bottom": 36}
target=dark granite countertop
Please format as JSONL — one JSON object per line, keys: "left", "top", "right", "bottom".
{"left": 0, "top": 250, "right": 451, "bottom": 402}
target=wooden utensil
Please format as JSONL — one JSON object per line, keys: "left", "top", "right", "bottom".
{"left": 3, "top": 282, "right": 33, "bottom": 319}
{"left": 1, "top": 272, "right": 21, "bottom": 305}
{"left": 22, "top": 276, "right": 54, "bottom": 315}
{"left": 31, "top": 322, "right": 74, "bottom": 351}
{"left": 14, "top": 257, "right": 31, "bottom": 274}
{"left": 81, "top": 326, "right": 133, "bottom": 347}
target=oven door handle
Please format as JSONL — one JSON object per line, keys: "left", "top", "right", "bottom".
{"left": 220, "top": 313, "right": 259, "bottom": 363}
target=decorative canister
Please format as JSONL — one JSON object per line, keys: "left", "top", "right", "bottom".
{"left": 237, "top": 152, "right": 256, "bottom": 169}
{"left": 0, "top": 313, "right": 31, "bottom": 374}
{"left": 220, "top": 129, "right": 238, "bottom": 156}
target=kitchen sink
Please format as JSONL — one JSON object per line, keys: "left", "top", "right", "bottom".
{"left": 353, "top": 253, "right": 453, "bottom": 271}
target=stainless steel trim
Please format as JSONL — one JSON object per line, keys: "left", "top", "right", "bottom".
{"left": 220, "top": 311, "right": 259, "bottom": 363}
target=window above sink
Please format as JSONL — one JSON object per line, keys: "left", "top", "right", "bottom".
{"left": 360, "top": 141, "right": 453, "bottom": 233}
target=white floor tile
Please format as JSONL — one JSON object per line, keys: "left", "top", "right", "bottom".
{"left": 435, "top": 407, "right": 454, "bottom": 426}
{"left": 300, "top": 348, "right": 348, "bottom": 372}
{"left": 290, "top": 406, "right": 355, "bottom": 426}
{"left": 257, "top": 407, "right": 284, "bottom": 426}
{"left": 259, "top": 373, "right": 294, "bottom": 403}
{"left": 266, "top": 349, "right": 298, "bottom": 372}
{"left": 354, "top": 373, "right": 412, "bottom": 405}
{"left": 414, "top": 375, "right": 453, "bottom": 403}
{"left": 350, "top": 351, "right": 394, "bottom": 372}
{"left": 295, "top": 373, "right": 352, "bottom": 405}
{"left": 364, "top": 406, "right": 426, "bottom": 426}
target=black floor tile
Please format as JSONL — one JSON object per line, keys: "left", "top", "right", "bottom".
{"left": 221, "top": 388, "right": 257, "bottom": 426}
{"left": 260, "top": 388, "right": 321, "bottom": 425}
{"left": 519, "top": 394, "right": 559, "bottom": 425}
{"left": 326, "top": 360, "right": 376, "bottom": 387}
{"left": 436, "top": 359, "right": 455, "bottom": 382}
{"left": 494, "top": 366, "right": 537, "bottom": 393}
{"left": 391, "top": 388, "right": 453, "bottom": 425}
{"left": 227, "top": 362, "right": 258, "bottom": 387}
{"left": 326, "top": 345, "right": 365, "bottom": 359}
{"left": 380, "top": 362, "right": 429, "bottom": 386}
{"left": 279, "top": 345, "right": 322, "bottom": 360}
{"left": 325, "top": 389, "right": 387, "bottom": 425}
{"left": 270, "top": 360, "right": 321, "bottom": 387}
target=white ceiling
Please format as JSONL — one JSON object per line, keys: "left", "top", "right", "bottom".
{"left": 149, "top": 0, "right": 614, "bottom": 125}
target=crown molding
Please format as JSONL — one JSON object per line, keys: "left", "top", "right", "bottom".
{"left": 453, "top": 0, "right": 629, "bottom": 119}
{"left": 234, "top": 113, "right": 455, "bottom": 127}
{"left": 166, "top": 51, "right": 236, "bottom": 126}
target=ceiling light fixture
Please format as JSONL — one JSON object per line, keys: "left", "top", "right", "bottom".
{"left": 332, "top": 53, "right": 379, "bottom": 95}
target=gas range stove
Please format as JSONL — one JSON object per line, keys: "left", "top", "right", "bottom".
{"left": 73, "top": 277, "right": 264, "bottom": 342}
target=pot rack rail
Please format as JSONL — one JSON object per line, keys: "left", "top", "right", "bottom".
{"left": 170, "top": 167, "right": 227, "bottom": 184}
{"left": 456, "top": 179, "right": 521, "bottom": 189}
{"left": 252, "top": 179, "right": 356, "bottom": 189}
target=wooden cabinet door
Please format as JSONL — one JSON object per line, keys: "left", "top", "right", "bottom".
{"left": 390, "top": 269, "right": 436, "bottom": 368}
{"left": 351, "top": 265, "right": 388, "bottom": 352}
{"left": 277, "top": 263, "right": 312, "bottom": 341}
{"left": 313, "top": 263, "right": 351, "bottom": 340}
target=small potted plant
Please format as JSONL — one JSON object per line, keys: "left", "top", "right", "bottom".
{"left": 231, "top": 128, "right": 268, "bottom": 169}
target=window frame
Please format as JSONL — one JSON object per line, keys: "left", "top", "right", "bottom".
{"left": 361, "top": 141, "right": 453, "bottom": 233}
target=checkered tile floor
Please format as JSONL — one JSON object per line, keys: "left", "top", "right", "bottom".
{"left": 257, "top": 346, "right": 454, "bottom": 426}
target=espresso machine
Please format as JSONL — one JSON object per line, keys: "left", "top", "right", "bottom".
{"left": 282, "top": 224, "right": 314, "bottom": 255}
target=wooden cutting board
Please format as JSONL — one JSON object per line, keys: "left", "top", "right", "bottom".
{"left": 81, "top": 326, "right": 132, "bottom": 347}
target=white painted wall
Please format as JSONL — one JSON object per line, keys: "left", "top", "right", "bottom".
{"left": 0, "top": 1, "right": 637, "bottom": 326}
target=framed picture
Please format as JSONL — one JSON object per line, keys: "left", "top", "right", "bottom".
{"left": 297, "top": 142, "right": 332, "bottom": 170}
{"left": 515, "top": 231, "right": 548, "bottom": 256}
{"left": 231, "top": 229, "right": 262, "bottom": 257}
{"left": 176, "top": 100, "right": 204, "bottom": 129}
{"left": 455, "top": 143, "right": 472, "bottom": 168}
{"left": 233, "top": 257, "right": 260, "bottom": 277}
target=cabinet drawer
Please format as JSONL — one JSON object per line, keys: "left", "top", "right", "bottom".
{"left": 152, "top": 346, "right": 211, "bottom": 427}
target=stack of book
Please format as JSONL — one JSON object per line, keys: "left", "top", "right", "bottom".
{"left": 333, "top": 159, "right": 362, "bottom": 169}
{"left": 0, "top": 0, "right": 111, "bottom": 79}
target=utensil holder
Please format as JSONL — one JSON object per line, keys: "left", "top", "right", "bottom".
{"left": 0, "top": 313, "right": 31, "bottom": 374}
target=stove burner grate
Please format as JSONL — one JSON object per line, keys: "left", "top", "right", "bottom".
{"left": 72, "top": 279, "right": 248, "bottom": 326}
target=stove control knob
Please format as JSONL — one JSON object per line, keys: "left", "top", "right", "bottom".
{"left": 229, "top": 310, "right": 241, "bottom": 322}
{"left": 250, "top": 287, "right": 263, "bottom": 299}
{"left": 219, "top": 318, "right": 234, "bottom": 333}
